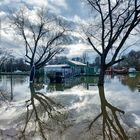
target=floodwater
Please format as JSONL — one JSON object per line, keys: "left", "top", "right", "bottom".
{"left": 0, "top": 73, "right": 140, "bottom": 140}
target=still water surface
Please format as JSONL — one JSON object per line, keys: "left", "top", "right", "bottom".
{"left": 0, "top": 74, "right": 140, "bottom": 140}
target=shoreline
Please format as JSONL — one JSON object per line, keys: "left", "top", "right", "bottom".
{"left": 0, "top": 72, "right": 30, "bottom": 75}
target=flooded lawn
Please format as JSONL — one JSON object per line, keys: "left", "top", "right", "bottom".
{"left": 0, "top": 74, "right": 140, "bottom": 140}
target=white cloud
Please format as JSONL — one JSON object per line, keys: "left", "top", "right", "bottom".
{"left": 0, "top": 0, "right": 47, "bottom": 7}
{"left": 73, "top": 15, "right": 81, "bottom": 22}
{"left": 0, "top": 11, "right": 6, "bottom": 17}
{"left": 0, "top": 0, "right": 66, "bottom": 15}
{"left": 23, "top": 0, "right": 48, "bottom": 7}
{"left": 46, "top": 0, "right": 68, "bottom": 14}
{"left": 49, "top": 0, "right": 67, "bottom": 9}
{"left": 64, "top": 43, "right": 93, "bottom": 57}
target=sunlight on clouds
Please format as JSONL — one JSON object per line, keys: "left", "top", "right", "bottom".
{"left": 0, "top": 11, "right": 6, "bottom": 17}
{"left": 73, "top": 15, "right": 81, "bottom": 22}
{"left": 65, "top": 43, "right": 91, "bottom": 58}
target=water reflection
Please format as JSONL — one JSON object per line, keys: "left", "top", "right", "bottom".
{"left": 20, "top": 83, "right": 68, "bottom": 140}
{"left": 0, "top": 74, "right": 140, "bottom": 139}
{"left": 0, "top": 75, "right": 13, "bottom": 101}
{"left": 0, "top": 75, "right": 29, "bottom": 102}
{"left": 46, "top": 76, "right": 99, "bottom": 92}
{"left": 89, "top": 86, "right": 128, "bottom": 140}
{"left": 120, "top": 74, "right": 140, "bottom": 92}
{"left": 0, "top": 89, "right": 9, "bottom": 102}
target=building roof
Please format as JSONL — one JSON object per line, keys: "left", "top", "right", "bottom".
{"left": 68, "top": 60, "right": 87, "bottom": 66}
{"left": 45, "top": 60, "right": 87, "bottom": 69}
{"left": 45, "top": 64, "right": 70, "bottom": 68}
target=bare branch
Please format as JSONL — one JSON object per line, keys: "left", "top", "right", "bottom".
{"left": 87, "top": 37, "right": 101, "bottom": 55}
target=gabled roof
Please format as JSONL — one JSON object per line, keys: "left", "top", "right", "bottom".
{"left": 45, "top": 64, "right": 70, "bottom": 68}
{"left": 68, "top": 60, "right": 87, "bottom": 66}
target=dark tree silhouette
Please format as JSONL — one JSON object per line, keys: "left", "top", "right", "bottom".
{"left": 9, "top": 6, "right": 69, "bottom": 82}
{"left": 84, "top": 0, "right": 140, "bottom": 85}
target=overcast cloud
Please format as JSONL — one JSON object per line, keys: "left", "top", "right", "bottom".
{"left": 0, "top": 0, "right": 140, "bottom": 60}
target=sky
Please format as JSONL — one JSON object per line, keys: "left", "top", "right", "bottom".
{"left": 0, "top": 0, "right": 140, "bottom": 63}
{"left": 0, "top": 0, "right": 95, "bottom": 60}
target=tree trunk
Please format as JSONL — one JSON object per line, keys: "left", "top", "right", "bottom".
{"left": 30, "top": 82, "right": 35, "bottom": 94}
{"left": 98, "top": 54, "right": 107, "bottom": 87}
{"left": 98, "top": 67, "right": 105, "bottom": 86}
{"left": 29, "top": 65, "right": 36, "bottom": 83}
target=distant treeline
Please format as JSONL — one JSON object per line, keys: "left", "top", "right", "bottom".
{"left": 117, "top": 50, "right": 140, "bottom": 70}
{"left": 0, "top": 58, "right": 30, "bottom": 72}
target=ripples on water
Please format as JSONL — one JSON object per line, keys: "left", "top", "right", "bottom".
{"left": 0, "top": 74, "right": 140, "bottom": 140}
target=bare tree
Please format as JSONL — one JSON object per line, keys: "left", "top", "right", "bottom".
{"left": 9, "top": 6, "right": 69, "bottom": 82}
{"left": 84, "top": 0, "right": 140, "bottom": 85}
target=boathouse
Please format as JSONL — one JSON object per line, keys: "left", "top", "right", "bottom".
{"left": 67, "top": 60, "right": 87, "bottom": 76}
{"left": 44, "top": 60, "right": 87, "bottom": 77}
{"left": 44, "top": 60, "right": 97, "bottom": 83}
{"left": 44, "top": 64, "right": 71, "bottom": 77}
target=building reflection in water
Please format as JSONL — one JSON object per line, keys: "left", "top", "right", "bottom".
{"left": 46, "top": 76, "right": 99, "bottom": 92}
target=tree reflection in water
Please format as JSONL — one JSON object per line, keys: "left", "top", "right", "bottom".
{"left": 89, "top": 86, "right": 128, "bottom": 140}
{"left": 0, "top": 89, "right": 8, "bottom": 101}
{"left": 20, "top": 83, "right": 68, "bottom": 140}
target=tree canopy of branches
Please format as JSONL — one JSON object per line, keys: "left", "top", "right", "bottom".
{"left": 9, "top": 6, "right": 69, "bottom": 82}
{"left": 84, "top": 0, "right": 140, "bottom": 85}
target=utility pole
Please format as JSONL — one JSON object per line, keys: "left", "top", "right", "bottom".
{"left": 10, "top": 58, "right": 13, "bottom": 100}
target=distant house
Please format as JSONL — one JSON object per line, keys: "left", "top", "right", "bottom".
{"left": 44, "top": 60, "right": 87, "bottom": 78}
{"left": 44, "top": 64, "right": 71, "bottom": 78}
{"left": 14, "top": 70, "right": 22, "bottom": 73}
{"left": 67, "top": 60, "right": 87, "bottom": 76}
{"left": 128, "top": 68, "right": 136, "bottom": 73}
{"left": 44, "top": 60, "right": 98, "bottom": 80}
